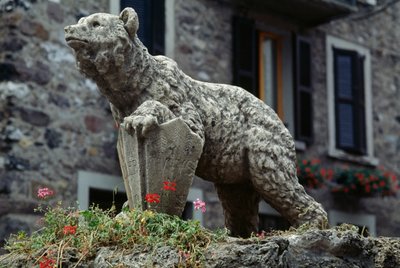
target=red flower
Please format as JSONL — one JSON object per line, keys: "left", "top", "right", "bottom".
{"left": 163, "top": 181, "right": 177, "bottom": 191}
{"left": 39, "top": 256, "right": 55, "bottom": 268}
{"left": 145, "top": 193, "right": 160, "bottom": 203}
{"left": 379, "top": 181, "right": 386, "bottom": 187}
{"left": 305, "top": 167, "right": 311, "bottom": 173}
{"left": 63, "top": 225, "right": 77, "bottom": 235}
{"left": 302, "top": 159, "right": 308, "bottom": 165}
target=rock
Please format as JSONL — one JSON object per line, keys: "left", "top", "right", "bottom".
{"left": 1, "top": 228, "right": 400, "bottom": 267}
{"left": 33, "top": 61, "right": 52, "bottom": 85}
{"left": 48, "top": 92, "right": 70, "bottom": 108}
{"left": 5, "top": 155, "right": 30, "bottom": 171}
{"left": 47, "top": 2, "right": 64, "bottom": 23}
{"left": 4, "top": 125, "right": 23, "bottom": 141}
{"left": 0, "top": 38, "right": 26, "bottom": 52}
{"left": 9, "top": 60, "right": 52, "bottom": 85}
{"left": 40, "top": 42, "right": 75, "bottom": 63}
{"left": 0, "top": 62, "right": 18, "bottom": 81}
{"left": 20, "top": 108, "right": 50, "bottom": 127}
{"left": 84, "top": 115, "right": 105, "bottom": 133}
{"left": 102, "top": 141, "right": 117, "bottom": 158}
{"left": 0, "top": 82, "right": 30, "bottom": 100}
{"left": 44, "top": 128, "right": 62, "bottom": 149}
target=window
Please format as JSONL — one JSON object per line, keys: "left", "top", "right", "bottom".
{"left": 233, "top": 16, "right": 312, "bottom": 146}
{"left": 182, "top": 187, "right": 204, "bottom": 225}
{"left": 326, "top": 36, "right": 377, "bottom": 165}
{"left": 258, "top": 201, "right": 290, "bottom": 232}
{"left": 77, "top": 171, "right": 203, "bottom": 224}
{"left": 258, "top": 32, "right": 284, "bottom": 119}
{"left": 329, "top": 210, "right": 376, "bottom": 236}
{"left": 77, "top": 171, "right": 127, "bottom": 211}
{"left": 111, "top": 0, "right": 167, "bottom": 56}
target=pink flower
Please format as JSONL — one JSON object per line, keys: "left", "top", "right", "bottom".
{"left": 193, "top": 198, "right": 206, "bottom": 213}
{"left": 37, "top": 187, "right": 54, "bottom": 199}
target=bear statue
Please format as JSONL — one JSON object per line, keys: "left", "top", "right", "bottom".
{"left": 65, "top": 7, "right": 328, "bottom": 237}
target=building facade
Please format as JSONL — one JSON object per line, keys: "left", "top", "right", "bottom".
{"left": 0, "top": 0, "right": 399, "bottom": 248}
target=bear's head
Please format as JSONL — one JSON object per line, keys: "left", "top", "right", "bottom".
{"left": 64, "top": 8, "right": 140, "bottom": 77}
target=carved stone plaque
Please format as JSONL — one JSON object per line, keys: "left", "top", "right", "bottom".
{"left": 117, "top": 118, "right": 203, "bottom": 216}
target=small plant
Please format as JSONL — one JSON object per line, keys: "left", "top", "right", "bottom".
{"left": 297, "top": 159, "right": 334, "bottom": 189}
{"left": 3, "top": 183, "right": 221, "bottom": 267}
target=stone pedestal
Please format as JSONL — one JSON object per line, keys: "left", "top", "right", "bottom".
{"left": 117, "top": 118, "right": 203, "bottom": 216}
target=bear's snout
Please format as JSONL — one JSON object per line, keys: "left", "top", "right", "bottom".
{"left": 64, "top": 24, "right": 89, "bottom": 50}
{"left": 64, "top": 25, "right": 73, "bottom": 34}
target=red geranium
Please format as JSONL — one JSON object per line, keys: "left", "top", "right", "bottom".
{"left": 63, "top": 225, "right": 77, "bottom": 235}
{"left": 145, "top": 193, "right": 160, "bottom": 203}
{"left": 39, "top": 256, "right": 55, "bottom": 268}
{"left": 163, "top": 181, "right": 177, "bottom": 191}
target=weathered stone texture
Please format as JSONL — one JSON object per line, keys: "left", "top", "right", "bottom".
{"left": 174, "top": 0, "right": 232, "bottom": 84}
{"left": 65, "top": 8, "right": 327, "bottom": 237}
{"left": 2, "top": 228, "right": 400, "bottom": 267}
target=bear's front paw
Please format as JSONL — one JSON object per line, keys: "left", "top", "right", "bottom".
{"left": 121, "top": 115, "right": 159, "bottom": 137}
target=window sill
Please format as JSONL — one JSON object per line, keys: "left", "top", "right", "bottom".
{"left": 295, "top": 140, "right": 307, "bottom": 151}
{"left": 328, "top": 148, "right": 379, "bottom": 167}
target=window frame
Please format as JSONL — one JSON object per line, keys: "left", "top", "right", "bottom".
{"left": 328, "top": 209, "right": 376, "bottom": 236}
{"left": 77, "top": 170, "right": 126, "bottom": 210}
{"left": 258, "top": 31, "right": 284, "bottom": 120}
{"left": 326, "top": 35, "right": 378, "bottom": 166}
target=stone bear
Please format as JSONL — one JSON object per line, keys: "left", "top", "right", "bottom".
{"left": 65, "top": 7, "right": 328, "bottom": 237}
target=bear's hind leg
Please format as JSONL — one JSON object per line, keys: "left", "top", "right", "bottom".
{"left": 214, "top": 183, "right": 260, "bottom": 238}
{"left": 246, "top": 128, "right": 328, "bottom": 228}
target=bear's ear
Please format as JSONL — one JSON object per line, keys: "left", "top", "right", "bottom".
{"left": 119, "top": 8, "right": 139, "bottom": 39}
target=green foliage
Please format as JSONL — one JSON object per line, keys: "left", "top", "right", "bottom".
{"left": 5, "top": 204, "right": 227, "bottom": 267}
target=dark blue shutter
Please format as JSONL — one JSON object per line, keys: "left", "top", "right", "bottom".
{"left": 294, "top": 36, "right": 313, "bottom": 144}
{"left": 232, "top": 16, "right": 258, "bottom": 96}
{"left": 333, "top": 48, "right": 366, "bottom": 154}
{"left": 151, "top": 0, "right": 165, "bottom": 55}
{"left": 120, "top": 0, "right": 165, "bottom": 55}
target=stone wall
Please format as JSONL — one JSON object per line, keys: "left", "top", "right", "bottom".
{"left": 0, "top": 0, "right": 399, "bottom": 246}
{"left": 304, "top": 3, "right": 400, "bottom": 236}
{"left": 0, "top": 0, "right": 120, "bottom": 245}
{"left": 172, "top": 0, "right": 400, "bottom": 235}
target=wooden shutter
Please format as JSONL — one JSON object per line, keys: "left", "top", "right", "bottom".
{"left": 120, "top": 0, "right": 165, "bottom": 55}
{"left": 232, "top": 16, "right": 258, "bottom": 96}
{"left": 294, "top": 36, "right": 313, "bottom": 144}
{"left": 333, "top": 48, "right": 366, "bottom": 154}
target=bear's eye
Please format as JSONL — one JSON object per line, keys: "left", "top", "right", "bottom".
{"left": 92, "top": 21, "right": 100, "bottom": 28}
